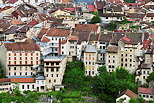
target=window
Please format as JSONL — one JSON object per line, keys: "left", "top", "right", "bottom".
{"left": 20, "top": 67, "right": 22, "bottom": 70}
{"left": 56, "top": 62, "right": 59, "bottom": 65}
{"left": 22, "top": 85, "right": 24, "bottom": 89}
{"left": 143, "top": 71, "right": 146, "bottom": 74}
{"left": 51, "top": 74, "right": 53, "bottom": 77}
{"left": 25, "top": 72, "right": 27, "bottom": 75}
{"left": 14, "top": 53, "right": 16, "bottom": 56}
{"left": 25, "top": 67, "right": 27, "bottom": 70}
{"left": 31, "top": 67, "right": 33, "bottom": 70}
{"left": 143, "top": 76, "right": 145, "bottom": 79}
{"left": 113, "top": 60, "right": 115, "bottom": 63}
{"left": 46, "top": 68, "right": 49, "bottom": 72}
{"left": 14, "top": 72, "right": 16, "bottom": 75}
{"left": 27, "top": 85, "right": 29, "bottom": 89}
{"left": 46, "top": 62, "right": 49, "bottom": 65}
{"left": 57, "top": 74, "right": 58, "bottom": 77}
{"left": 92, "top": 71, "right": 94, "bottom": 75}
{"left": 51, "top": 68, "right": 54, "bottom": 72}
{"left": 37, "top": 81, "right": 39, "bottom": 84}
{"left": 9, "top": 67, "right": 11, "bottom": 70}
{"left": 42, "top": 81, "right": 44, "bottom": 84}
{"left": 54, "top": 79, "right": 56, "bottom": 83}
{"left": 49, "top": 80, "right": 51, "bottom": 83}
{"left": 32, "top": 85, "right": 34, "bottom": 89}
{"left": 20, "top": 72, "right": 22, "bottom": 75}
{"left": 56, "top": 68, "right": 58, "bottom": 72}
{"left": 46, "top": 74, "right": 48, "bottom": 77}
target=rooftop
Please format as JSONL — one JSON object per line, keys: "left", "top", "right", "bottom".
{"left": 85, "top": 45, "right": 97, "bottom": 53}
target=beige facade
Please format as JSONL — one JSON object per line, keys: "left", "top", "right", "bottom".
{"left": 84, "top": 45, "right": 98, "bottom": 76}
{"left": 43, "top": 55, "right": 67, "bottom": 89}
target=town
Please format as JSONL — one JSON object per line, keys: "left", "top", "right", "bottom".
{"left": 0, "top": 0, "right": 154, "bottom": 102}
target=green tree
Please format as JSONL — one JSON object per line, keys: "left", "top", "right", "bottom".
{"left": 92, "top": 66, "right": 137, "bottom": 103}
{"left": 129, "top": 98, "right": 139, "bottom": 103}
{"left": 63, "top": 61, "right": 85, "bottom": 89}
{"left": 0, "top": 62, "right": 6, "bottom": 78}
{"left": 90, "top": 15, "right": 101, "bottom": 24}
{"left": 147, "top": 72, "right": 154, "bottom": 82}
{"left": 137, "top": 97, "right": 144, "bottom": 103}
{"left": 107, "top": 21, "right": 117, "bottom": 31}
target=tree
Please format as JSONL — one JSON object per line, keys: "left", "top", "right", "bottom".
{"left": 92, "top": 66, "right": 138, "bottom": 103}
{"left": 0, "top": 62, "right": 6, "bottom": 78}
{"left": 90, "top": 15, "right": 101, "bottom": 24}
{"left": 90, "top": 11, "right": 101, "bottom": 24}
{"left": 129, "top": 98, "right": 139, "bottom": 103}
{"left": 107, "top": 21, "right": 117, "bottom": 31}
{"left": 147, "top": 72, "right": 154, "bottom": 82}
{"left": 121, "top": 17, "right": 133, "bottom": 24}
{"left": 137, "top": 97, "right": 144, "bottom": 103}
{"left": 63, "top": 61, "right": 85, "bottom": 89}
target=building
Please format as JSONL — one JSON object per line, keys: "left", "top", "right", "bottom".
{"left": 138, "top": 87, "right": 154, "bottom": 101}
{"left": 116, "top": 89, "right": 138, "bottom": 103}
{"left": 84, "top": 45, "right": 98, "bottom": 76}
{"left": 0, "top": 39, "right": 41, "bottom": 76}
{"left": 43, "top": 55, "right": 67, "bottom": 90}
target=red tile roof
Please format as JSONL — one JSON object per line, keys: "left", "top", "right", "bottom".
{"left": 46, "top": 28, "right": 70, "bottom": 37}
{"left": 27, "top": 20, "right": 39, "bottom": 26}
{"left": 69, "top": 35, "right": 79, "bottom": 41}
{"left": 64, "top": 8, "right": 75, "bottom": 11}
{"left": 74, "top": 24, "right": 99, "bottom": 32}
{"left": 4, "top": 39, "right": 40, "bottom": 51}
{"left": 41, "top": 36, "right": 50, "bottom": 42}
{"left": 138, "top": 87, "right": 154, "bottom": 95}
{"left": 117, "top": 89, "right": 138, "bottom": 99}
{"left": 87, "top": 5, "right": 97, "bottom": 12}
{"left": 0, "top": 78, "right": 11, "bottom": 83}
{"left": 8, "top": 0, "right": 18, "bottom": 4}
{"left": 10, "top": 78, "right": 35, "bottom": 83}
{"left": 11, "top": 19, "right": 24, "bottom": 25}
{"left": 37, "top": 28, "right": 48, "bottom": 40}
{"left": 122, "top": 36, "right": 131, "bottom": 42}
{"left": 142, "top": 40, "right": 151, "bottom": 50}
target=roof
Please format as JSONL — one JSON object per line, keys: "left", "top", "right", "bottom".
{"left": 87, "top": 5, "right": 97, "bottom": 12}
{"left": 5, "top": 26, "right": 19, "bottom": 34}
{"left": 11, "top": 19, "right": 24, "bottom": 25}
{"left": 43, "top": 55, "right": 66, "bottom": 62}
{"left": 74, "top": 24, "right": 98, "bottom": 32}
{"left": 142, "top": 40, "right": 151, "bottom": 50}
{"left": 46, "top": 28, "right": 70, "bottom": 37}
{"left": 35, "top": 76, "right": 45, "bottom": 80}
{"left": 85, "top": 45, "right": 97, "bottom": 53}
{"left": 117, "top": 89, "right": 138, "bottom": 99}
{"left": 95, "top": 1, "right": 105, "bottom": 10}
{"left": 141, "top": 63, "right": 152, "bottom": 69}
{"left": 138, "top": 87, "right": 154, "bottom": 95}
{"left": 147, "top": 13, "right": 154, "bottom": 17}
{"left": 27, "top": 20, "right": 39, "bottom": 26}
{"left": 8, "top": 0, "right": 18, "bottom": 4}
{"left": 4, "top": 39, "right": 40, "bottom": 51}
{"left": 69, "top": 35, "right": 79, "bottom": 41}
{"left": 127, "top": 13, "right": 145, "bottom": 19}
{"left": 37, "top": 28, "right": 48, "bottom": 40}
{"left": 10, "top": 78, "right": 35, "bottom": 83}
{"left": 41, "top": 36, "right": 50, "bottom": 43}
{"left": 106, "top": 45, "right": 118, "bottom": 53}
{"left": 74, "top": 0, "right": 95, "bottom": 5}
{"left": 0, "top": 78, "right": 11, "bottom": 83}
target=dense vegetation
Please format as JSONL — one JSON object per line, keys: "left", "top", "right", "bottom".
{"left": 90, "top": 11, "right": 101, "bottom": 24}
{"left": 0, "top": 62, "right": 6, "bottom": 78}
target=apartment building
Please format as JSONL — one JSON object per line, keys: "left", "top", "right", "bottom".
{"left": 118, "top": 35, "right": 143, "bottom": 73}
{"left": 106, "top": 45, "right": 119, "bottom": 72}
{"left": 43, "top": 55, "right": 67, "bottom": 90}
{"left": 136, "top": 50, "right": 153, "bottom": 85}
{"left": 41, "top": 28, "right": 70, "bottom": 56}
{"left": 84, "top": 45, "right": 98, "bottom": 76}
{"left": 0, "top": 39, "right": 41, "bottom": 76}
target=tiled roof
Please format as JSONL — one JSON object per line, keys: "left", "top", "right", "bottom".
{"left": 74, "top": 24, "right": 98, "bottom": 32}
{"left": 10, "top": 78, "right": 35, "bottom": 83}
{"left": 5, "top": 26, "right": 19, "bottom": 34}
{"left": 27, "top": 20, "right": 39, "bottom": 26}
{"left": 4, "top": 39, "right": 40, "bottom": 51}
{"left": 0, "top": 78, "right": 11, "bottom": 83}
{"left": 46, "top": 28, "right": 70, "bottom": 37}
{"left": 95, "top": 1, "right": 105, "bottom": 10}
{"left": 11, "top": 19, "right": 24, "bottom": 25}
{"left": 106, "top": 45, "right": 118, "bottom": 53}
{"left": 141, "top": 63, "right": 152, "bottom": 69}
{"left": 8, "top": 0, "right": 18, "bottom": 4}
{"left": 147, "top": 13, "right": 154, "bottom": 17}
{"left": 41, "top": 36, "right": 50, "bottom": 43}
{"left": 117, "top": 89, "right": 138, "bottom": 99}
{"left": 87, "top": 5, "right": 97, "bottom": 12}
{"left": 69, "top": 35, "right": 79, "bottom": 41}
{"left": 138, "top": 87, "right": 154, "bottom": 95}
{"left": 142, "top": 40, "right": 151, "bottom": 50}
{"left": 37, "top": 28, "right": 48, "bottom": 40}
